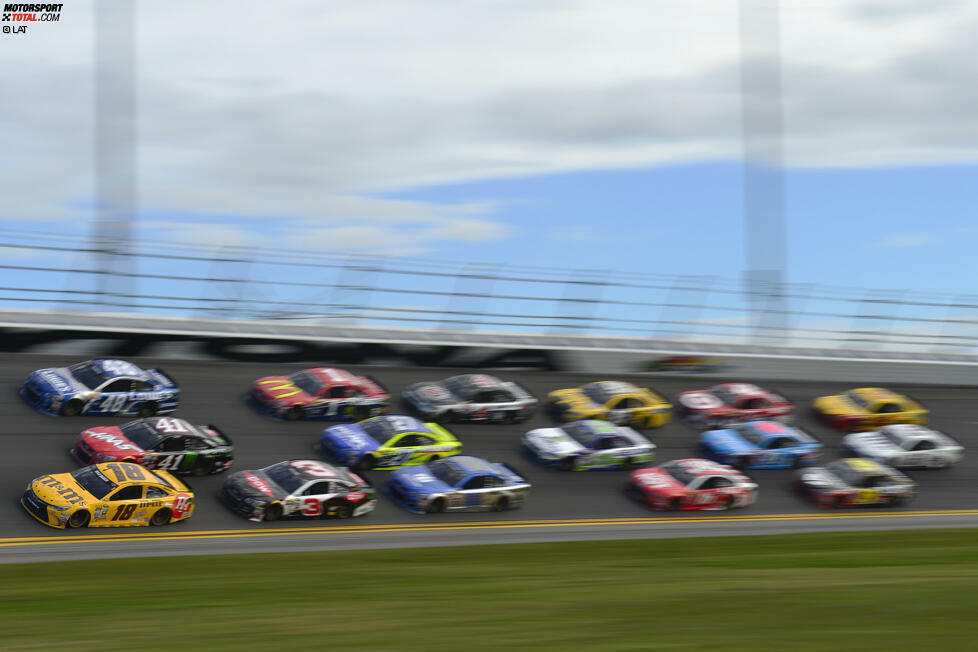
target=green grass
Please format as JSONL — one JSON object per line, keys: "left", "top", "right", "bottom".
{"left": 2, "top": 529, "right": 977, "bottom": 651}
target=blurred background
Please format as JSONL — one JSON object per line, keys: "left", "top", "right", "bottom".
{"left": 3, "top": 0, "right": 977, "bottom": 355}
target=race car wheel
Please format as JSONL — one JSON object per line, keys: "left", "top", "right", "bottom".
{"left": 284, "top": 406, "right": 302, "bottom": 421}
{"left": 324, "top": 501, "right": 352, "bottom": 519}
{"left": 191, "top": 459, "right": 210, "bottom": 477}
{"left": 150, "top": 507, "right": 172, "bottom": 526}
{"left": 667, "top": 498, "right": 681, "bottom": 512}
{"left": 67, "top": 510, "right": 90, "bottom": 528}
{"left": 263, "top": 502, "right": 283, "bottom": 521}
{"left": 356, "top": 454, "right": 375, "bottom": 471}
{"left": 426, "top": 498, "right": 446, "bottom": 514}
{"left": 723, "top": 495, "right": 736, "bottom": 510}
{"left": 558, "top": 457, "right": 576, "bottom": 471}
{"left": 832, "top": 496, "right": 846, "bottom": 509}
{"left": 60, "top": 400, "right": 83, "bottom": 417}
{"left": 427, "top": 454, "right": 441, "bottom": 464}
{"left": 492, "top": 496, "right": 509, "bottom": 512}
{"left": 138, "top": 402, "right": 158, "bottom": 418}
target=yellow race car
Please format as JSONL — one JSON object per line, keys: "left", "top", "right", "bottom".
{"left": 547, "top": 381, "right": 672, "bottom": 428}
{"left": 812, "top": 387, "right": 927, "bottom": 431}
{"left": 21, "top": 462, "right": 194, "bottom": 528}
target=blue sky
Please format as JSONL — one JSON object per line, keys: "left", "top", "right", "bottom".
{"left": 3, "top": 0, "right": 978, "bottom": 310}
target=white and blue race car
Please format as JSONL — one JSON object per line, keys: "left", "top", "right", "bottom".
{"left": 20, "top": 359, "right": 179, "bottom": 417}
{"left": 699, "top": 420, "right": 821, "bottom": 470}
{"left": 386, "top": 455, "right": 530, "bottom": 514}
{"left": 522, "top": 420, "right": 655, "bottom": 471}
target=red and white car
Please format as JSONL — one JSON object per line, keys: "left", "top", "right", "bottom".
{"left": 676, "top": 382, "right": 792, "bottom": 428}
{"left": 627, "top": 458, "right": 758, "bottom": 511}
{"left": 250, "top": 367, "right": 389, "bottom": 421}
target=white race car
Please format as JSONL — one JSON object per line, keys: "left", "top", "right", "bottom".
{"left": 843, "top": 424, "right": 964, "bottom": 469}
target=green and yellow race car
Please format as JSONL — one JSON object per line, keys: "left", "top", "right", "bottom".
{"left": 318, "top": 415, "right": 461, "bottom": 471}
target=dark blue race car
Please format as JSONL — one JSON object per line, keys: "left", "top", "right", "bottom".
{"left": 21, "top": 359, "right": 179, "bottom": 417}
{"left": 699, "top": 420, "right": 822, "bottom": 470}
{"left": 385, "top": 455, "right": 530, "bottom": 514}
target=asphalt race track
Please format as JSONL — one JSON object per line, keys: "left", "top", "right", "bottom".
{"left": 2, "top": 354, "right": 976, "bottom": 563}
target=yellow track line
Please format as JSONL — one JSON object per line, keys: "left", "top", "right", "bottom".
{"left": 1, "top": 509, "right": 976, "bottom": 548}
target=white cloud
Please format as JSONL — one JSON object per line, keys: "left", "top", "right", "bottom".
{"left": 3, "top": 0, "right": 978, "bottom": 238}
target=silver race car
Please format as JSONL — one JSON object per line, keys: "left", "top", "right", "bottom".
{"left": 402, "top": 374, "right": 538, "bottom": 424}
{"left": 843, "top": 424, "right": 964, "bottom": 469}
{"left": 523, "top": 420, "right": 655, "bottom": 471}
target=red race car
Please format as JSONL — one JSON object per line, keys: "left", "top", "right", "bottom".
{"left": 250, "top": 367, "right": 390, "bottom": 421}
{"left": 627, "top": 458, "right": 757, "bottom": 511}
{"left": 676, "top": 382, "right": 792, "bottom": 428}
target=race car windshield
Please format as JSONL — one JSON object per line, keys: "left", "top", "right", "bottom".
{"left": 67, "top": 362, "right": 105, "bottom": 390}
{"left": 582, "top": 384, "right": 614, "bottom": 404}
{"left": 659, "top": 461, "right": 694, "bottom": 486}
{"left": 845, "top": 392, "right": 869, "bottom": 409}
{"left": 710, "top": 387, "right": 741, "bottom": 406}
{"left": 70, "top": 466, "right": 116, "bottom": 499}
{"left": 562, "top": 422, "right": 600, "bottom": 445}
{"left": 443, "top": 377, "right": 475, "bottom": 401}
{"left": 263, "top": 463, "right": 305, "bottom": 494}
{"left": 120, "top": 421, "right": 165, "bottom": 449}
{"left": 428, "top": 459, "right": 468, "bottom": 487}
{"left": 290, "top": 371, "right": 326, "bottom": 396}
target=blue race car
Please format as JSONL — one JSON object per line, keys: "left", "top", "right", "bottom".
{"left": 699, "top": 420, "right": 821, "bottom": 470}
{"left": 318, "top": 415, "right": 461, "bottom": 471}
{"left": 385, "top": 455, "right": 531, "bottom": 514}
{"left": 20, "top": 359, "right": 179, "bottom": 417}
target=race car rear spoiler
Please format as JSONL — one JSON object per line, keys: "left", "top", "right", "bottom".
{"left": 149, "top": 367, "right": 178, "bottom": 388}
{"left": 206, "top": 424, "right": 233, "bottom": 445}
{"left": 364, "top": 375, "right": 389, "bottom": 394}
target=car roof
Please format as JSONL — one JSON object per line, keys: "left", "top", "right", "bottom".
{"left": 851, "top": 387, "right": 902, "bottom": 402}
{"left": 365, "top": 415, "right": 432, "bottom": 437}
{"left": 585, "top": 380, "right": 638, "bottom": 395}
{"left": 450, "top": 374, "right": 505, "bottom": 390}
{"left": 92, "top": 359, "right": 149, "bottom": 380}
{"left": 86, "top": 462, "right": 169, "bottom": 487}
{"left": 672, "top": 458, "right": 735, "bottom": 476}
{"left": 441, "top": 455, "right": 498, "bottom": 475}
{"left": 308, "top": 367, "right": 357, "bottom": 386}
{"left": 834, "top": 458, "right": 886, "bottom": 475}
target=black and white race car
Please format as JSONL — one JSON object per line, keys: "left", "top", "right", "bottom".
{"left": 220, "top": 459, "right": 376, "bottom": 522}
{"left": 843, "top": 424, "right": 964, "bottom": 469}
{"left": 402, "top": 374, "right": 538, "bottom": 424}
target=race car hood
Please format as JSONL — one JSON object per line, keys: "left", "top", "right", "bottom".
{"left": 796, "top": 467, "right": 846, "bottom": 490}
{"left": 814, "top": 394, "right": 860, "bottom": 415}
{"left": 27, "top": 368, "right": 86, "bottom": 399}
{"left": 29, "top": 473, "right": 95, "bottom": 508}
{"left": 390, "top": 466, "right": 453, "bottom": 494}
{"left": 320, "top": 424, "right": 381, "bottom": 454}
{"left": 224, "top": 470, "right": 288, "bottom": 502}
{"left": 404, "top": 382, "right": 457, "bottom": 407}
{"left": 252, "top": 376, "right": 314, "bottom": 405}
{"left": 630, "top": 468, "right": 687, "bottom": 497}
{"left": 79, "top": 427, "right": 146, "bottom": 457}
{"left": 700, "top": 430, "right": 755, "bottom": 455}
{"left": 843, "top": 432, "right": 899, "bottom": 456}
{"left": 676, "top": 391, "right": 729, "bottom": 414}
{"left": 547, "top": 388, "right": 600, "bottom": 412}
{"left": 523, "top": 428, "right": 586, "bottom": 458}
